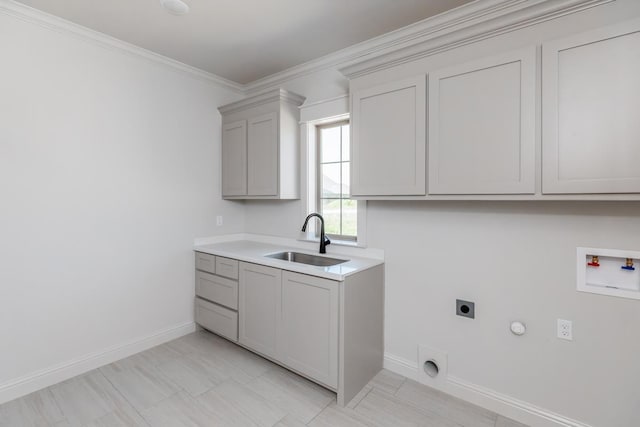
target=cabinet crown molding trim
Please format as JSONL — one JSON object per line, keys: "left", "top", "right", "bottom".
{"left": 0, "top": 0, "right": 244, "bottom": 93}
{"left": 243, "top": 0, "right": 526, "bottom": 94}
{"left": 218, "top": 88, "right": 306, "bottom": 115}
{"left": 1, "top": 0, "right": 614, "bottom": 95}
{"left": 339, "top": 0, "right": 614, "bottom": 79}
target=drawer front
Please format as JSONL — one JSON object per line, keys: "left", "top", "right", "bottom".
{"left": 195, "top": 252, "right": 216, "bottom": 274}
{"left": 195, "top": 297, "right": 238, "bottom": 342}
{"left": 215, "top": 257, "right": 239, "bottom": 280}
{"left": 195, "top": 271, "right": 238, "bottom": 310}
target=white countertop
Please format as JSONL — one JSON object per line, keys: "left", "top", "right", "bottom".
{"left": 194, "top": 239, "right": 383, "bottom": 281}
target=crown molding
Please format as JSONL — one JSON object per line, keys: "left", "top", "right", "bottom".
{"left": 299, "top": 94, "right": 348, "bottom": 110}
{"left": 339, "top": 0, "right": 614, "bottom": 79}
{"left": 0, "top": 0, "right": 244, "bottom": 93}
{"left": 243, "top": 0, "right": 525, "bottom": 95}
{"left": 1, "top": 0, "right": 617, "bottom": 99}
{"left": 299, "top": 95, "right": 349, "bottom": 123}
{"left": 218, "top": 88, "right": 305, "bottom": 115}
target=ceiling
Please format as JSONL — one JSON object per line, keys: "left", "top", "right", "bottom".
{"left": 15, "top": 0, "right": 474, "bottom": 84}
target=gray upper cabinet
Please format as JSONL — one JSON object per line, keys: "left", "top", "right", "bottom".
{"left": 428, "top": 47, "right": 536, "bottom": 195}
{"left": 247, "top": 112, "right": 278, "bottom": 196}
{"left": 542, "top": 21, "right": 640, "bottom": 194}
{"left": 219, "top": 89, "right": 305, "bottom": 199}
{"left": 351, "top": 76, "right": 427, "bottom": 196}
{"left": 221, "top": 120, "right": 247, "bottom": 196}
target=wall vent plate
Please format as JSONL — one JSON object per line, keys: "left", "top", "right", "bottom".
{"left": 456, "top": 299, "right": 475, "bottom": 319}
{"left": 417, "top": 345, "right": 448, "bottom": 390}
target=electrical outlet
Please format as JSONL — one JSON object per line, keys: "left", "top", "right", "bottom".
{"left": 456, "top": 299, "right": 475, "bottom": 319}
{"left": 557, "top": 319, "right": 573, "bottom": 341}
{"left": 216, "top": 215, "right": 223, "bottom": 226}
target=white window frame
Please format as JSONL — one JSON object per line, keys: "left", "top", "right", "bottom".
{"left": 316, "top": 120, "right": 355, "bottom": 242}
{"left": 299, "top": 95, "right": 367, "bottom": 247}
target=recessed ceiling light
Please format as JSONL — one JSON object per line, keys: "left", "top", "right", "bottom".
{"left": 160, "top": 0, "right": 190, "bottom": 16}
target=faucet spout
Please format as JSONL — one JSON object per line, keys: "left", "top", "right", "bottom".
{"left": 301, "top": 213, "right": 331, "bottom": 254}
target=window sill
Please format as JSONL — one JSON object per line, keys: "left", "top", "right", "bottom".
{"left": 296, "top": 236, "right": 365, "bottom": 248}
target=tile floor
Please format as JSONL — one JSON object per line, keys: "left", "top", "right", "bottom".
{"left": 0, "top": 331, "right": 528, "bottom": 426}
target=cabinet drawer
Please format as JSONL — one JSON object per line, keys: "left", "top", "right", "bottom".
{"left": 195, "top": 297, "right": 238, "bottom": 342}
{"left": 195, "top": 271, "right": 238, "bottom": 310}
{"left": 195, "top": 252, "right": 216, "bottom": 274}
{"left": 216, "top": 257, "right": 239, "bottom": 280}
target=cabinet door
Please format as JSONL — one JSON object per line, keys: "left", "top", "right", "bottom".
{"left": 280, "top": 271, "right": 338, "bottom": 388}
{"left": 221, "top": 120, "right": 247, "bottom": 196}
{"left": 238, "top": 262, "right": 281, "bottom": 359}
{"left": 428, "top": 47, "right": 536, "bottom": 194}
{"left": 247, "top": 112, "right": 278, "bottom": 196}
{"left": 542, "top": 21, "right": 640, "bottom": 193}
{"left": 351, "top": 76, "right": 426, "bottom": 196}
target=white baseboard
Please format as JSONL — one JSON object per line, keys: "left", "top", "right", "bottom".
{"left": 384, "top": 353, "right": 593, "bottom": 427}
{"left": 0, "top": 321, "right": 196, "bottom": 405}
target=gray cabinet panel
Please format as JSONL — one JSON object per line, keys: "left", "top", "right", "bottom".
{"left": 428, "top": 47, "right": 536, "bottom": 194}
{"left": 543, "top": 21, "right": 640, "bottom": 194}
{"left": 280, "top": 271, "right": 339, "bottom": 389}
{"left": 195, "top": 271, "right": 238, "bottom": 310}
{"left": 215, "top": 257, "right": 239, "bottom": 280}
{"left": 248, "top": 112, "right": 279, "bottom": 196}
{"left": 238, "top": 262, "right": 282, "bottom": 359}
{"left": 195, "top": 297, "right": 238, "bottom": 342}
{"left": 195, "top": 252, "right": 216, "bottom": 274}
{"left": 351, "top": 76, "right": 426, "bottom": 196}
{"left": 221, "top": 120, "right": 247, "bottom": 196}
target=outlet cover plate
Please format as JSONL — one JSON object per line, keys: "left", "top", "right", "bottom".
{"left": 557, "top": 319, "right": 573, "bottom": 341}
{"left": 456, "top": 299, "right": 475, "bottom": 319}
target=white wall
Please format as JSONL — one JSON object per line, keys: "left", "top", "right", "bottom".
{"left": 3, "top": 1, "right": 640, "bottom": 425}
{"left": 0, "top": 9, "right": 244, "bottom": 400}
{"left": 370, "top": 201, "right": 640, "bottom": 427}
{"left": 243, "top": 1, "right": 640, "bottom": 426}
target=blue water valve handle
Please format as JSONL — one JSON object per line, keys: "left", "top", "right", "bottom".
{"left": 621, "top": 258, "right": 635, "bottom": 271}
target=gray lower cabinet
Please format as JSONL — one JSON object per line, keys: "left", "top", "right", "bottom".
{"left": 195, "top": 271, "right": 238, "bottom": 310}
{"left": 215, "top": 256, "right": 239, "bottom": 280}
{"left": 238, "top": 262, "right": 282, "bottom": 360}
{"left": 194, "top": 252, "right": 239, "bottom": 341}
{"left": 238, "top": 263, "right": 338, "bottom": 388}
{"left": 196, "top": 251, "right": 384, "bottom": 407}
{"left": 195, "top": 298, "right": 238, "bottom": 342}
{"left": 195, "top": 252, "right": 216, "bottom": 274}
{"left": 280, "top": 271, "right": 339, "bottom": 389}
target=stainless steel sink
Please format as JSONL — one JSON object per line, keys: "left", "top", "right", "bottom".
{"left": 265, "top": 251, "right": 348, "bottom": 267}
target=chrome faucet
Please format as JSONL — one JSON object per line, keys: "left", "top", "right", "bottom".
{"left": 301, "top": 213, "right": 331, "bottom": 254}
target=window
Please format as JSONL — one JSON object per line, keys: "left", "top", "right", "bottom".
{"left": 317, "top": 121, "right": 356, "bottom": 241}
